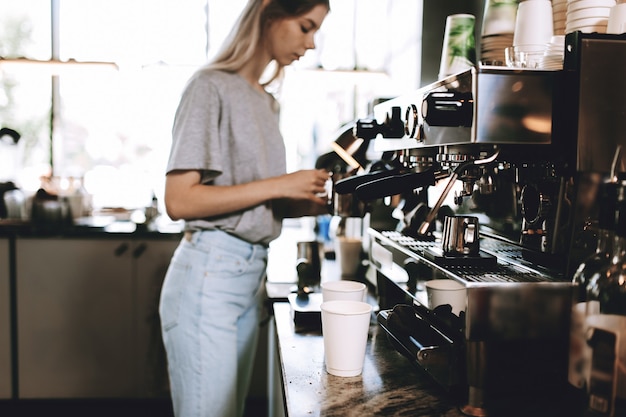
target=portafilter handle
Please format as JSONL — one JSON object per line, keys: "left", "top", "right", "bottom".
{"left": 354, "top": 169, "right": 439, "bottom": 201}
{"left": 417, "top": 150, "right": 500, "bottom": 236}
{"left": 334, "top": 168, "right": 401, "bottom": 195}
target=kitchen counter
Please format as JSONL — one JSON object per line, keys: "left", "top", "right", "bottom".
{"left": 267, "top": 219, "right": 464, "bottom": 417}
{"left": 272, "top": 301, "right": 465, "bottom": 417}
{"left": 0, "top": 216, "right": 182, "bottom": 403}
{"left": 267, "top": 220, "right": 586, "bottom": 417}
{"left": 0, "top": 215, "right": 183, "bottom": 239}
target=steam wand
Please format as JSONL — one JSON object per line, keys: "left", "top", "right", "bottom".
{"left": 417, "top": 149, "right": 501, "bottom": 236}
{"left": 610, "top": 145, "right": 622, "bottom": 182}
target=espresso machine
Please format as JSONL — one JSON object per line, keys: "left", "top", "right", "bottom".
{"left": 336, "top": 32, "right": 626, "bottom": 415}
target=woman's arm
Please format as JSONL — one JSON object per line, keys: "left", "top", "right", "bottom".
{"left": 164, "top": 168, "right": 330, "bottom": 221}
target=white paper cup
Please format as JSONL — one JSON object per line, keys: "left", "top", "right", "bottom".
{"left": 335, "top": 236, "right": 363, "bottom": 277}
{"left": 481, "top": 0, "right": 518, "bottom": 36}
{"left": 321, "top": 280, "right": 367, "bottom": 302}
{"left": 513, "top": 0, "right": 554, "bottom": 47}
{"left": 425, "top": 279, "right": 466, "bottom": 315}
{"left": 320, "top": 300, "right": 372, "bottom": 377}
{"left": 568, "top": 0, "right": 616, "bottom": 13}
{"left": 607, "top": 2, "right": 626, "bottom": 34}
{"left": 438, "top": 14, "right": 477, "bottom": 79}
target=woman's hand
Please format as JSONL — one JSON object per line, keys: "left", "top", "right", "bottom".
{"left": 164, "top": 168, "right": 331, "bottom": 221}
{"left": 273, "top": 169, "right": 332, "bottom": 218}
{"left": 276, "top": 169, "right": 331, "bottom": 202}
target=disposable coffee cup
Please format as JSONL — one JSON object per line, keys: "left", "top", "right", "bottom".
{"left": 425, "top": 279, "right": 466, "bottom": 315}
{"left": 335, "top": 236, "right": 363, "bottom": 277}
{"left": 320, "top": 300, "right": 372, "bottom": 377}
{"left": 321, "top": 280, "right": 367, "bottom": 302}
{"left": 438, "top": 14, "right": 477, "bottom": 79}
{"left": 481, "top": 0, "right": 518, "bottom": 36}
{"left": 513, "top": 0, "right": 554, "bottom": 47}
{"left": 607, "top": 2, "right": 626, "bottom": 34}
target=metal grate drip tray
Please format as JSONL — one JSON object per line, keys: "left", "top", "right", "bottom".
{"left": 437, "top": 264, "right": 546, "bottom": 283}
{"left": 378, "top": 230, "right": 556, "bottom": 284}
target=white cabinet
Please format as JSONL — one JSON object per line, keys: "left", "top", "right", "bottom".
{"left": 134, "top": 240, "right": 178, "bottom": 398}
{"left": 15, "top": 236, "right": 179, "bottom": 399}
{"left": 0, "top": 237, "right": 11, "bottom": 399}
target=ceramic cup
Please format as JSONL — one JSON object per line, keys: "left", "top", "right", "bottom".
{"left": 320, "top": 300, "right": 372, "bottom": 377}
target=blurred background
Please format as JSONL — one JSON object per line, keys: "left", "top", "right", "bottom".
{"left": 0, "top": 0, "right": 431, "bottom": 216}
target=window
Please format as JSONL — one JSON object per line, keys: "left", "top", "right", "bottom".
{"left": 1, "top": 0, "right": 210, "bottom": 210}
{"left": 0, "top": 0, "right": 420, "bottom": 213}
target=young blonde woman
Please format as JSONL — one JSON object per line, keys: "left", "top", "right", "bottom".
{"left": 158, "top": 1, "right": 330, "bottom": 416}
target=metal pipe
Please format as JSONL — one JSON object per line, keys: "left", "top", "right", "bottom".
{"left": 417, "top": 149, "right": 500, "bottom": 236}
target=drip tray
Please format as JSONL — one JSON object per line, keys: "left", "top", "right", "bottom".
{"left": 423, "top": 247, "right": 497, "bottom": 268}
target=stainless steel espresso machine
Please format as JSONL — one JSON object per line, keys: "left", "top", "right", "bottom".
{"left": 338, "top": 32, "right": 626, "bottom": 416}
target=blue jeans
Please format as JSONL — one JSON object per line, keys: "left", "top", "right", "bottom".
{"left": 159, "top": 230, "right": 268, "bottom": 417}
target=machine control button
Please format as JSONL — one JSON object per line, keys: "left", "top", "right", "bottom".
{"left": 405, "top": 104, "right": 419, "bottom": 139}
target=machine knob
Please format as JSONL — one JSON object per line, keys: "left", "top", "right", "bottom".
{"left": 354, "top": 118, "right": 380, "bottom": 140}
{"left": 404, "top": 104, "right": 419, "bottom": 139}
{"left": 385, "top": 106, "right": 405, "bottom": 138}
{"left": 354, "top": 106, "right": 405, "bottom": 139}
{"left": 422, "top": 91, "right": 473, "bottom": 127}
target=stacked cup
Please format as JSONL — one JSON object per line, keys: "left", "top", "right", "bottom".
{"left": 553, "top": 0, "right": 568, "bottom": 35}
{"left": 320, "top": 280, "right": 371, "bottom": 377}
{"left": 541, "top": 35, "right": 566, "bottom": 70}
{"left": 438, "top": 14, "right": 477, "bottom": 79}
{"left": 607, "top": 0, "right": 626, "bottom": 33}
{"left": 508, "top": 0, "right": 554, "bottom": 68}
{"left": 566, "top": 0, "right": 616, "bottom": 34}
{"left": 480, "top": 0, "right": 519, "bottom": 65}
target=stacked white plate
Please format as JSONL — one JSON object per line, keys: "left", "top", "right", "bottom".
{"left": 481, "top": 33, "right": 515, "bottom": 64}
{"left": 554, "top": 0, "right": 568, "bottom": 35}
{"left": 480, "top": 0, "right": 519, "bottom": 65}
{"left": 566, "top": 0, "right": 616, "bottom": 34}
{"left": 540, "top": 35, "right": 565, "bottom": 70}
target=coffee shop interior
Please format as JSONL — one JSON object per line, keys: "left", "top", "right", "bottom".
{"left": 0, "top": 1, "right": 423, "bottom": 415}
{"left": 2, "top": 0, "right": 626, "bottom": 416}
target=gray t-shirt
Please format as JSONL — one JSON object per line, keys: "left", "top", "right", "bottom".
{"left": 166, "top": 69, "right": 286, "bottom": 245}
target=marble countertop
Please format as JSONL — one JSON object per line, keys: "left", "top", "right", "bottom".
{"left": 272, "top": 301, "right": 465, "bottom": 417}
{"left": 267, "top": 220, "right": 587, "bottom": 417}
{"left": 267, "top": 220, "right": 590, "bottom": 417}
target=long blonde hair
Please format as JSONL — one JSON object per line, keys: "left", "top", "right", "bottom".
{"left": 207, "top": 0, "right": 329, "bottom": 86}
